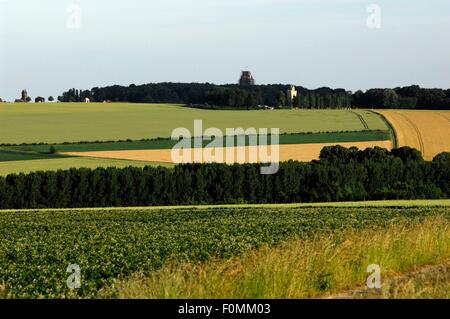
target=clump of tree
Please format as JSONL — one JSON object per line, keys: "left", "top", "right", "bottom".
{"left": 352, "top": 85, "right": 450, "bottom": 109}
{"left": 433, "top": 152, "right": 450, "bottom": 163}
{"left": 297, "top": 88, "right": 351, "bottom": 109}
{"left": 14, "top": 90, "right": 32, "bottom": 103}
{"left": 58, "top": 88, "right": 93, "bottom": 103}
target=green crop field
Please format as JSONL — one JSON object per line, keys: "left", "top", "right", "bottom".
{"left": 0, "top": 157, "right": 171, "bottom": 176}
{"left": 0, "top": 103, "right": 389, "bottom": 144}
{"left": 0, "top": 203, "right": 448, "bottom": 298}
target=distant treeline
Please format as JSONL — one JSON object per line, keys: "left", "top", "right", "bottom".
{"left": 57, "top": 83, "right": 450, "bottom": 109}
{"left": 58, "top": 83, "right": 351, "bottom": 109}
{"left": 0, "top": 146, "right": 448, "bottom": 209}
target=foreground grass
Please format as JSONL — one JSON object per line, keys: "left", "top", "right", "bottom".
{"left": 0, "top": 157, "right": 172, "bottom": 176}
{"left": 1, "top": 206, "right": 448, "bottom": 298}
{"left": 100, "top": 216, "right": 449, "bottom": 299}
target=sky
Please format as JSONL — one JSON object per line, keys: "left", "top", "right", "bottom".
{"left": 0, "top": 0, "right": 449, "bottom": 101}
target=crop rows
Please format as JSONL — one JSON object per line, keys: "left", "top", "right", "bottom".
{"left": 0, "top": 206, "right": 448, "bottom": 298}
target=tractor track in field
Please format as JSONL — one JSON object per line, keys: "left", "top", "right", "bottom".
{"left": 349, "top": 110, "right": 369, "bottom": 130}
{"left": 396, "top": 112, "right": 425, "bottom": 156}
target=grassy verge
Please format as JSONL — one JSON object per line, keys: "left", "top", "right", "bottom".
{"left": 378, "top": 263, "right": 449, "bottom": 299}
{"left": 1, "top": 199, "right": 448, "bottom": 213}
{"left": 99, "top": 216, "right": 449, "bottom": 299}
{"left": 370, "top": 110, "right": 399, "bottom": 148}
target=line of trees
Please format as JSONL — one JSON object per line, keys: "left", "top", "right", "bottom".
{"left": 353, "top": 86, "right": 450, "bottom": 109}
{"left": 57, "top": 84, "right": 352, "bottom": 109}
{"left": 58, "top": 83, "right": 450, "bottom": 109}
{"left": 0, "top": 146, "right": 448, "bottom": 209}
{"left": 6, "top": 96, "right": 54, "bottom": 103}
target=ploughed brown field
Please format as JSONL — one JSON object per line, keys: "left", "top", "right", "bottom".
{"left": 63, "top": 141, "right": 392, "bottom": 164}
{"left": 376, "top": 110, "right": 450, "bottom": 160}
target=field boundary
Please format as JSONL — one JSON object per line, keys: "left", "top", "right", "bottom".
{"left": 1, "top": 199, "right": 449, "bottom": 213}
{"left": 371, "top": 110, "right": 398, "bottom": 149}
{"left": 1, "top": 130, "right": 390, "bottom": 152}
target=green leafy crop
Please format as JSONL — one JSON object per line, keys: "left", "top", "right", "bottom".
{"left": 0, "top": 206, "right": 448, "bottom": 298}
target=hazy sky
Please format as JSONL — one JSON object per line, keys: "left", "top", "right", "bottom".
{"left": 1, "top": 0, "right": 449, "bottom": 101}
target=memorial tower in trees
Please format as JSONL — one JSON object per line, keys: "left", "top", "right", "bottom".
{"left": 239, "top": 71, "right": 255, "bottom": 86}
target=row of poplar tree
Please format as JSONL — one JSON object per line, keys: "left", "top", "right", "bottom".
{"left": 0, "top": 146, "right": 448, "bottom": 209}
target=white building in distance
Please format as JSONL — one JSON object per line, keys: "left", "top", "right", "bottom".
{"left": 287, "top": 85, "right": 298, "bottom": 107}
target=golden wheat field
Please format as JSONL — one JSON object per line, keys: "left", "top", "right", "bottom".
{"left": 63, "top": 141, "right": 393, "bottom": 164}
{"left": 376, "top": 110, "right": 450, "bottom": 160}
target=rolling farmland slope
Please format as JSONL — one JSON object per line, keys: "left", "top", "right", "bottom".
{"left": 375, "top": 110, "right": 450, "bottom": 160}
{"left": 0, "top": 103, "right": 389, "bottom": 144}
{"left": 0, "top": 103, "right": 394, "bottom": 174}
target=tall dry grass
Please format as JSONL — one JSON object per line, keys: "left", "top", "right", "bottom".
{"left": 0, "top": 283, "right": 6, "bottom": 299}
{"left": 100, "top": 216, "right": 450, "bottom": 299}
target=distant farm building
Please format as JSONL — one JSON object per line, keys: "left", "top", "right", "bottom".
{"left": 239, "top": 71, "right": 255, "bottom": 86}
